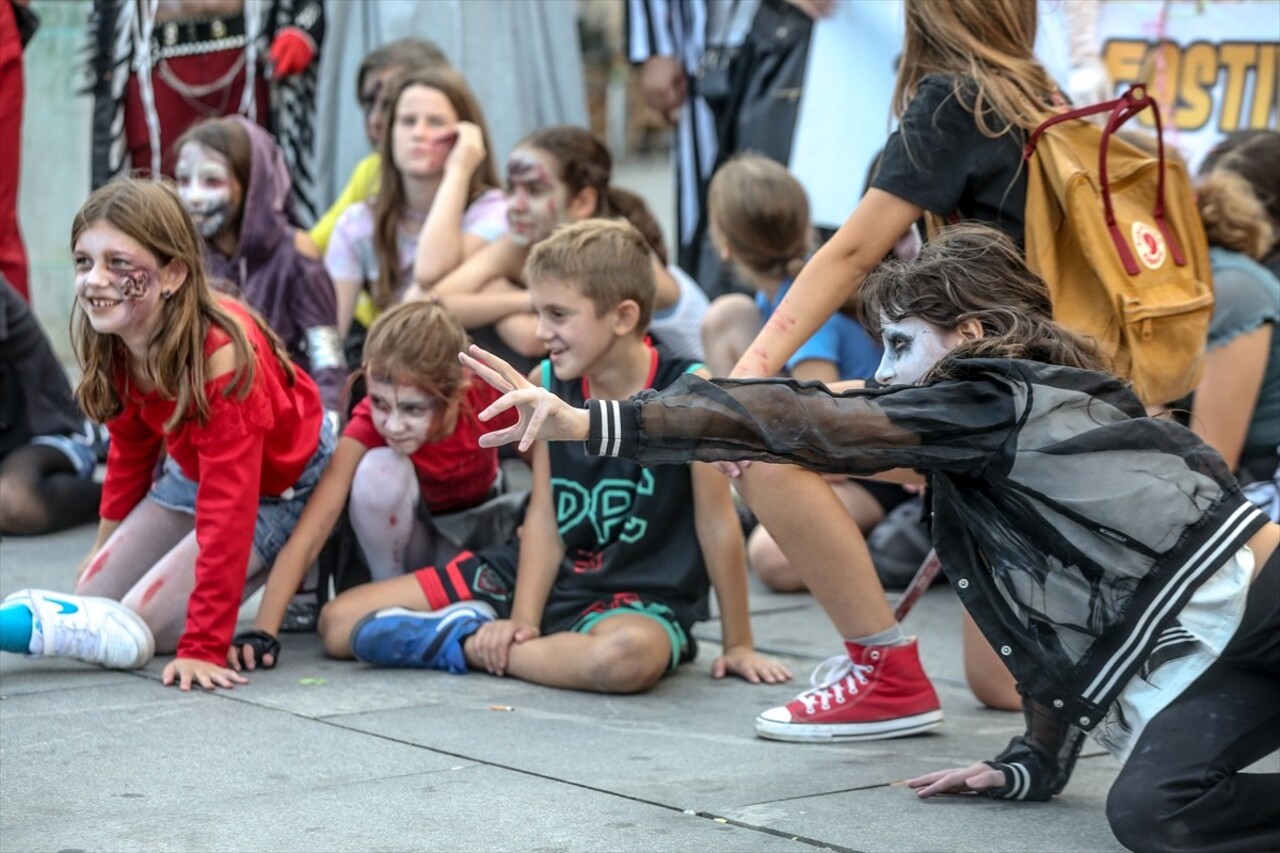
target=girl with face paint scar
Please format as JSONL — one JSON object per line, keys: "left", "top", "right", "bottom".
{"left": 308, "top": 39, "right": 450, "bottom": 255}
{"left": 410, "top": 126, "right": 709, "bottom": 368}
{"left": 0, "top": 178, "right": 332, "bottom": 693}
{"left": 227, "top": 300, "right": 521, "bottom": 671}
{"left": 325, "top": 66, "right": 506, "bottom": 346}
{"left": 466, "top": 223, "right": 1280, "bottom": 853}
{"left": 174, "top": 117, "right": 346, "bottom": 417}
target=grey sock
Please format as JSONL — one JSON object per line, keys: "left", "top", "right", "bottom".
{"left": 847, "top": 624, "right": 906, "bottom": 648}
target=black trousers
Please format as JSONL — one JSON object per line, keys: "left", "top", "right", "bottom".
{"left": 1106, "top": 545, "right": 1280, "bottom": 853}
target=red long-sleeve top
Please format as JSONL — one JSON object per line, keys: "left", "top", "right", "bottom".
{"left": 99, "top": 301, "right": 323, "bottom": 664}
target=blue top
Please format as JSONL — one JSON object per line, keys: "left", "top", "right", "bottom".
{"left": 756, "top": 278, "right": 882, "bottom": 379}
{"left": 1207, "top": 246, "right": 1280, "bottom": 466}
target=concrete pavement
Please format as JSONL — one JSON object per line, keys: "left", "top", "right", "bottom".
{"left": 0, "top": 522, "right": 1130, "bottom": 853}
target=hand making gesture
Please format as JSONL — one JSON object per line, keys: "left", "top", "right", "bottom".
{"left": 460, "top": 345, "right": 589, "bottom": 451}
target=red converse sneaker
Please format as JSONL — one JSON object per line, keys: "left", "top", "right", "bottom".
{"left": 755, "top": 639, "right": 942, "bottom": 742}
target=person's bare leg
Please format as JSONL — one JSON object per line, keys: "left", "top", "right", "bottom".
{"left": 77, "top": 500, "right": 194, "bottom": 599}
{"left": 702, "top": 293, "right": 762, "bottom": 377}
{"left": 118, "top": 531, "right": 266, "bottom": 653}
{"left": 465, "top": 614, "right": 670, "bottom": 693}
{"left": 750, "top": 479, "right": 887, "bottom": 593}
{"left": 734, "top": 463, "right": 896, "bottom": 637}
{"left": 349, "top": 448, "right": 431, "bottom": 582}
{"left": 316, "top": 573, "right": 430, "bottom": 659}
{"left": 962, "top": 609, "right": 1019, "bottom": 710}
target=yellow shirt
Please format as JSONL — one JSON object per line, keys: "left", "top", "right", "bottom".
{"left": 311, "top": 153, "right": 382, "bottom": 329}
{"left": 310, "top": 153, "right": 382, "bottom": 253}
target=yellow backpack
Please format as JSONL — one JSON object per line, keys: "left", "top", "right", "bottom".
{"left": 1023, "top": 85, "right": 1214, "bottom": 406}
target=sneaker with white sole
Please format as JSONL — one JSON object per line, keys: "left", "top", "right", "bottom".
{"left": 10, "top": 589, "right": 154, "bottom": 669}
{"left": 350, "top": 601, "right": 496, "bottom": 673}
{"left": 755, "top": 639, "right": 943, "bottom": 742}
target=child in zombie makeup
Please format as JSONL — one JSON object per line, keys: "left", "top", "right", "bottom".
{"left": 464, "top": 222, "right": 1280, "bottom": 853}
{"left": 411, "top": 126, "right": 709, "bottom": 368}
{"left": 308, "top": 38, "right": 450, "bottom": 255}
{"left": 324, "top": 66, "right": 506, "bottom": 346}
{"left": 227, "top": 300, "right": 524, "bottom": 671}
{"left": 0, "top": 178, "right": 333, "bottom": 692}
{"left": 319, "top": 219, "right": 789, "bottom": 695}
{"left": 174, "top": 117, "right": 345, "bottom": 417}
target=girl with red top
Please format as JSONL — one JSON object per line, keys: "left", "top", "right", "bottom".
{"left": 0, "top": 178, "right": 332, "bottom": 690}
{"left": 228, "top": 299, "right": 519, "bottom": 671}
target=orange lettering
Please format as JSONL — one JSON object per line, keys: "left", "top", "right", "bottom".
{"left": 1218, "top": 44, "right": 1257, "bottom": 131}
{"left": 1250, "top": 43, "right": 1278, "bottom": 129}
{"left": 1105, "top": 40, "right": 1147, "bottom": 88}
{"left": 1177, "top": 43, "right": 1217, "bottom": 131}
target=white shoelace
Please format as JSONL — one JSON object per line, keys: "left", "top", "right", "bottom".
{"left": 46, "top": 610, "right": 105, "bottom": 660}
{"left": 796, "top": 655, "right": 874, "bottom": 715}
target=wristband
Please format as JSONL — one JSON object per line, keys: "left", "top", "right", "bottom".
{"left": 232, "top": 629, "right": 282, "bottom": 668}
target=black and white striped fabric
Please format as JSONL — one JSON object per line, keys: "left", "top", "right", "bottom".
{"left": 626, "top": 0, "right": 756, "bottom": 272}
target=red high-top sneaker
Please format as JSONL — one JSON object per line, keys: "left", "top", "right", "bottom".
{"left": 755, "top": 638, "right": 943, "bottom": 742}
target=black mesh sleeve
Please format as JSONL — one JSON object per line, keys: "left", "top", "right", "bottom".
{"left": 600, "top": 372, "right": 1016, "bottom": 478}
{"left": 981, "top": 696, "right": 1087, "bottom": 801}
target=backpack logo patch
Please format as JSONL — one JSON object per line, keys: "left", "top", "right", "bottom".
{"left": 1131, "top": 221, "right": 1167, "bottom": 270}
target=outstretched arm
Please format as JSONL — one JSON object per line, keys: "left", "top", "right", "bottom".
{"left": 463, "top": 345, "right": 1012, "bottom": 477}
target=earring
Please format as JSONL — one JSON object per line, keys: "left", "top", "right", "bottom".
{"left": 161, "top": 289, "right": 172, "bottom": 301}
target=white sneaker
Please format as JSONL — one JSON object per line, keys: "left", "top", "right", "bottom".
{"left": 11, "top": 589, "right": 154, "bottom": 669}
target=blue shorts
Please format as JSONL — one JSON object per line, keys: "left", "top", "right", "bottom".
{"left": 28, "top": 420, "right": 101, "bottom": 479}
{"left": 147, "top": 418, "right": 335, "bottom": 566}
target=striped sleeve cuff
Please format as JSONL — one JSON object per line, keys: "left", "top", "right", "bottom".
{"left": 587, "top": 399, "right": 639, "bottom": 458}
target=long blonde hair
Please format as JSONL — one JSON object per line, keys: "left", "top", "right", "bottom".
{"left": 70, "top": 178, "right": 295, "bottom": 431}
{"left": 895, "top": 0, "right": 1059, "bottom": 138}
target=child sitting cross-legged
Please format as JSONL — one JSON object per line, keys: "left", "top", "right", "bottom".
{"left": 319, "top": 220, "right": 790, "bottom": 693}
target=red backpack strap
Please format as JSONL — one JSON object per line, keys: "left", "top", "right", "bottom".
{"left": 1098, "top": 85, "right": 1188, "bottom": 272}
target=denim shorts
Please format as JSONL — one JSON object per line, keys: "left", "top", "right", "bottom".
{"left": 147, "top": 418, "right": 335, "bottom": 566}
{"left": 28, "top": 420, "right": 103, "bottom": 479}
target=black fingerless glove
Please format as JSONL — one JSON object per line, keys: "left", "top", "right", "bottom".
{"left": 232, "top": 630, "right": 281, "bottom": 668}
{"left": 980, "top": 697, "right": 1087, "bottom": 802}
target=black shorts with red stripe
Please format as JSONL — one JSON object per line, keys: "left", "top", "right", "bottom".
{"left": 412, "top": 544, "right": 697, "bottom": 667}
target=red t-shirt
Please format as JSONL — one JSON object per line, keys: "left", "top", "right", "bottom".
{"left": 99, "top": 299, "right": 324, "bottom": 664}
{"left": 343, "top": 376, "right": 516, "bottom": 514}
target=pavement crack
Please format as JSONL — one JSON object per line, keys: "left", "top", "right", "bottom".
{"left": 693, "top": 811, "right": 866, "bottom": 852}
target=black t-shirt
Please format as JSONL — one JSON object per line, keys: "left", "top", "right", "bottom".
{"left": 872, "top": 74, "right": 1030, "bottom": 242}
{"left": 542, "top": 341, "right": 711, "bottom": 630}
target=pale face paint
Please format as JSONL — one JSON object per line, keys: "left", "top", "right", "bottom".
{"left": 530, "top": 276, "right": 617, "bottom": 381}
{"left": 72, "top": 222, "right": 169, "bottom": 341}
{"left": 390, "top": 85, "right": 459, "bottom": 179}
{"left": 506, "top": 147, "right": 570, "bottom": 247}
{"left": 366, "top": 379, "right": 439, "bottom": 455}
{"left": 875, "top": 316, "right": 961, "bottom": 386}
{"left": 175, "top": 142, "right": 241, "bottom": 240}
